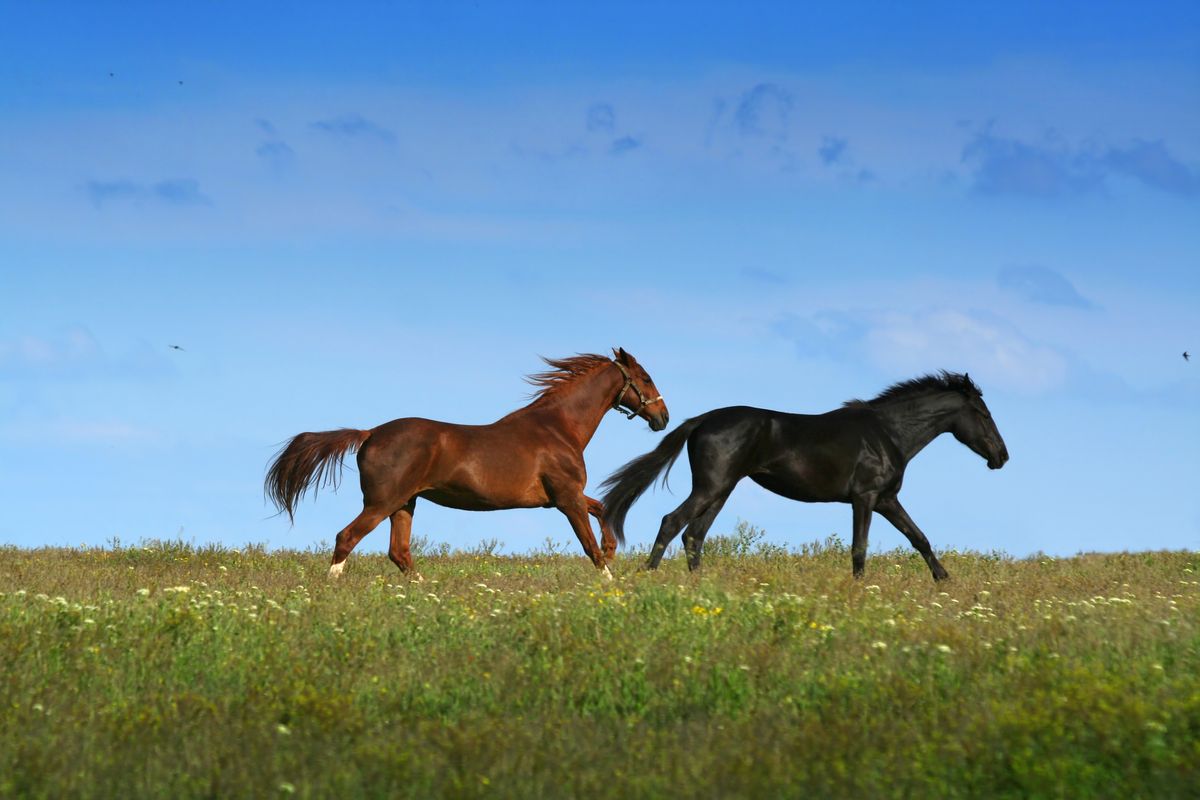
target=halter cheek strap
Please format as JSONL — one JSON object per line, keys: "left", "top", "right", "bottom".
{"left": 611, "top": 360, "right": 664, "bottom": 420}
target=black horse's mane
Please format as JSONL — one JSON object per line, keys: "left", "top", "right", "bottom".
{"left": 846, "top": 371, "right": 981, "bottom": 408}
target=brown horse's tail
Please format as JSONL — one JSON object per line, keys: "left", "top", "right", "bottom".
{"left": 265, "top": 428, "right": 373, "bottom": 523}
{"left": 599, "top": 413, "right": 712, "bottom": 546}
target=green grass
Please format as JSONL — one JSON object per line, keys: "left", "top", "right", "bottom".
{"left": 1, "top": 531, "right": 1198, "bottom": 799}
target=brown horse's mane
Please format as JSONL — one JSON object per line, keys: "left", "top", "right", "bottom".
{"left": 525, "top": 353, "right": 614, "bottom": 402}
{"left": 845, "top": 371, "right": 981, "bottom": 408}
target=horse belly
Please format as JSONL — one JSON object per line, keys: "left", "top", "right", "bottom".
{"left": 421, "top": 450, "right": 550, "bottom": 511}
{"left": 750, "top": 458, "right": 851, "bottom": 503}
{"left": 417, "top": 488, "right": 533, "bottom": 511}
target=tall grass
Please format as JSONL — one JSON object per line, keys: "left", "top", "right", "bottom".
{"left": 1, "top": 533, "right": 1197, "bottom": 798}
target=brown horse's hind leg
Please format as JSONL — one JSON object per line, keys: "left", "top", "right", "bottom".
{"left": 387, "top": 499, "right": 422, "bottom": 580}
{"left": 586, "top": 496, "right": 617, "bottom": 564}
{"left": 328, "top": 506, "right": 389, "bottom": 578}
{"left": 557, "top": 496, "right": 613, "bottom": 581}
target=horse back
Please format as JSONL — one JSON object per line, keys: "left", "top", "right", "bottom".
{"left": 358, "top": 415, "right": 573, "bottom": 511}
{"left": 689, "top": 405, "right": 897, "bottom": 503}
{"left": 363, "top": 415, "right": 559, "bottom": 470}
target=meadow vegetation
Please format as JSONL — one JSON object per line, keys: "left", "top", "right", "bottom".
{"left": 1, "top": 524, "right": 1197, "bottom": 798}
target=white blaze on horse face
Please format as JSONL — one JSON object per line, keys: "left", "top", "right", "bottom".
{"left": 602, "top": 565, "right": 614, "bottom": 582}
{"left": 328, "top": 561, "right": 345, "bottom": 578}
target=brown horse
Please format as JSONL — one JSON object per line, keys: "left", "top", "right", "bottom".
{"left": 265, "top": 349, "right": 668, "bottom": 579}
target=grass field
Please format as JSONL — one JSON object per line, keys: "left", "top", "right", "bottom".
{"left": 1, "top": 528, "right": 1197, "bottom": 799}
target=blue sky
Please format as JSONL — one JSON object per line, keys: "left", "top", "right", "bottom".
{"left": 2, "top": 1, "right": 1198, "bottom": 560}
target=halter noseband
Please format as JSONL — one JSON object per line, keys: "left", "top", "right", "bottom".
{"left": 611, "top": 360, "right": 663, "bottom": 420}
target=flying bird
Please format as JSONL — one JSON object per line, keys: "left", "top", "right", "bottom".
{"left": 169, "top": 345, "right": 185, "bottom": 352}
{"left": 1185, "top": 351, "right": 1191, "bottom": 362}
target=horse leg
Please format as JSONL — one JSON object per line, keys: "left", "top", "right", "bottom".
{"left": 850, "top": 497, "right": 875, "bottom": 578}
{"left": 329, "top": 505, "right": 389, "bottom": 578}
{"left": 680, "top": 489, "right": 733, "bottom": 571}
{"left": 557, "top": 495, "right": 613, "bottom": 581}
{"left": 387, "top": 499, "right": 423, "bottom": 581}
{"left": 586, "top": 496, "right": 618, "bottom": 564}
{"left": 875, "top": 495, "right": 949, "bottom": 582}
{"left": 645, "top": 488, "right": 724, "bottom": 571}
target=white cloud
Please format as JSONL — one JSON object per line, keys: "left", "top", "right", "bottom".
{"left": 864, "top": 309, "right": 1068, "bottom": 394}
{"left": 0, "top": 328, "right": 172, "bottom": 381}
{"left": 0, "top": 419, "right": 161, "bottom": 446}
{"left": 772, "top": 303, "right": 1072, "bottom": 396}
{"left": 1, "top": 328, "right": 101, "bottom": 373}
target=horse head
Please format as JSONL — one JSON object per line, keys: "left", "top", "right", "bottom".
{"left": 949, "top": 374, "right": 1009, "bottom": 470}
{"left": 611, "top": 347, "right": 669, "bottom": 431}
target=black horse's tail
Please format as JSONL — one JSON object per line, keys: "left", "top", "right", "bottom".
{"left": 600, "top": 413, "right": 712, "bottom": 545}
{"left": 265, "top": 428, "right": 373, "bottom": 523}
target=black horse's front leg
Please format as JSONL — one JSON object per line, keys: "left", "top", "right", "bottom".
{"left": 875, "top": 495, "right": 949, "bottom": 582}
{"left": 850, "top": 498, "right": 874, "bottom": 578}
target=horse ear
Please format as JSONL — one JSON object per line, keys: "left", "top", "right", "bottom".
{"left": 963, "top": 372, "right": 981, "bottom": 396}
{"left": 615, "top": 347, "right": 630, "bottom": 364}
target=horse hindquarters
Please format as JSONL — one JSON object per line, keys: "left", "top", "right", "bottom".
{"left": 329, "top": 422, "right": 438, "bottom": 576}
{"left": 354, "top": 420, "right": 441, "bottom": 510}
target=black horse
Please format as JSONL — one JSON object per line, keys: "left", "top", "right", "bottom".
{"left": 600, "top": 372, "right": 1008, "bottom": 581}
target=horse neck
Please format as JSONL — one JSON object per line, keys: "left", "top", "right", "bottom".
{"left": 874, "top": 393, "right": 961, "bottom": 461}
{"left": 527, "top": 364, "right": 623, "bottom": 450}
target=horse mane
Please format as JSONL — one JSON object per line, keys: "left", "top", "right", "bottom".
{"left": 845, "top": 371, "right": 982, "bottom": 408}
{"left": 525, "top": 353, "right": 614, "bottom": 401}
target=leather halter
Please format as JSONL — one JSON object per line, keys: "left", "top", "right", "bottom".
{"left": 611, "top": 360, "right": 663, "bottom": 420}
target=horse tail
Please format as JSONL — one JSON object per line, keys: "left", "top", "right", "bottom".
{"left": 265, "top": 428, "right": 373, "bottom": 522}
{"left": 599, "top": 413, "right": 712, "bottom": 545}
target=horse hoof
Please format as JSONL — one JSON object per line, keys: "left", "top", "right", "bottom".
{"left": 601, "top": 565, "right": 614, "bottom": 582}
{"left": 409, "top": 572, "right": 425, "bottom": 583}
{"left": 328, "top": 561, "right": 345, "bottom": 579}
